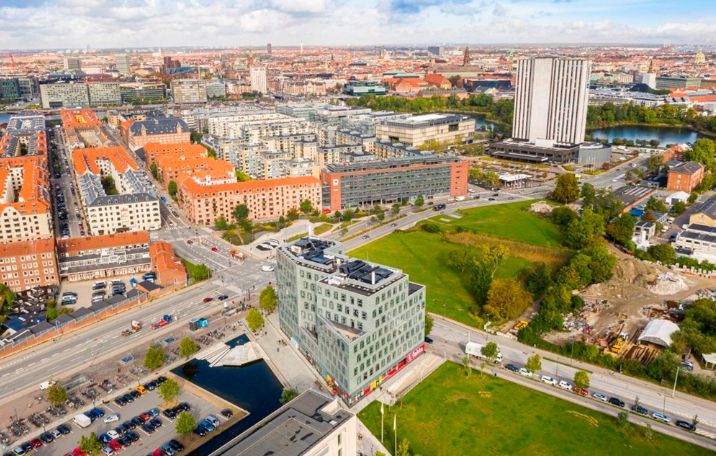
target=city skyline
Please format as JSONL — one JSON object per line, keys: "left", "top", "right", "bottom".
{"left": 1, "top": 0, "right": 715, "bottom": 50}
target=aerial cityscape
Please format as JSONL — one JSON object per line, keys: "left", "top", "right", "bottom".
{"left": 1, "top": 1, "right": 716, "bottom": 455}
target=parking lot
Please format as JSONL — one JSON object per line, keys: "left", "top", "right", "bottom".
{"left": 31, "top": 377, "right": 233, "bottom": 456}
{"left": 59, "top": 274, "right": 149, "bottom": 310}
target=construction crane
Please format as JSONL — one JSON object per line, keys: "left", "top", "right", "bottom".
{"left": 7, "top": 53, "right": 17, "bottom": 70}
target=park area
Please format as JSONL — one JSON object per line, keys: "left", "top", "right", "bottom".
{"left": 358, "top": 362, "right": 707, "bottom": 456}
{"left": 349, "top": 201, "right": 571, "bottom": 327}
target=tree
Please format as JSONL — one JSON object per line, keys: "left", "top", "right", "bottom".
{"left": 672, "top": 201, "right": 686, "bottom": 215}
{"left": 484, "top": 279, "right": 533, "bottom": 321}
{"left": 246, "top": 308, "right": 264, "bottom": 332}
{"left": 175, "top": 411, "right": 196, "bottom": 435}
{"left": 178, "top": 337, "right": 199, "bottom": 359}
{"left": 564, "top": 209, "right": 605, "bottom": 249}
{"left": 684, "top": 138, "right": 715, "bottom": 170}
{"left": 79, "top": 433, "right": 102, "bottom": 455}
{"left": 414, "top": 194, "right": 424, "bottom": 207}
{"left": 300, "top": 199, "right": 313, "bottom": 214}
{"left": 236, "top": 170, "right": 251, "bottom": 182}
{"left": 617, "top": 410, "right": 630, "bottom": 427}
{"left": 574, "top": 370, "right": 590, "bottom": 389}
{"left": 424, "top": 314, "right": 434, "bottom": 336}
{"left": 143, "top": 344, "right": 165, "bottom": 370}
{"left": 280, "top": 387, "right": 299, "bottom": 404}
{"left": 167, "top": 180, "right": 178, "bottom": 198}
{"left": 287, "top": 208, "right": 300, "bottom": 221}
{"left": 553, "top": 173, "right": 580, "bottom": 204}
{"left": 214, "top": 216, "right": 228, "bottom": 231}
{"left": 480, "top": 342, "right": 499, "bottom": 362}
{"left": 581, "top": 182, "right": 596, "bottom": 206}
{"left": 606, "top": 214, "right": 636, "bottom": 247}
{"left": 524, "top": 263, "right": 552, "bottom": 299}
{"left": 233, "top": 204, "right": 249, "bottom": 221}
{"left": 525, "top": 354, "right": 542, "bottom": 373}
{"left": 150, "top": 162, "right": 159, "bottom": 179}
{"left": 397, "top": 439, "right": 411, "bottom": 456}
{"left": 645, "top": 197, "right": 668, "bottom": 213}
{"left": 646, "top": 153, "right": 664, "bottom": 173}
{"left": 259, "top": 285, "right": 278, "bottom": 314}
{"left": 158, "top": 378, "right": 181, "bottom": 404}
{"left": 647, "top": 243, "right": 676, "bottom": 264}
{"left": 462, "top": 355, "right": 471, "bottom": 376}
{"left": 47, "top": 383, "right": 67, "bottom": 406}
{"left": 391, "top": 203, "right": 401, "bottom": 215}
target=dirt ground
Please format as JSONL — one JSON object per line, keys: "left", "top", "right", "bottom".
{"left": 546, "top": 247, "right": 716, "bottom": 348}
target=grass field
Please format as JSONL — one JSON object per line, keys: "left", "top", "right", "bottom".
{"left": 349, "top": 201, "right": 563, "bottom": 327}
{"left": 359, "top": 362, "right": 707, "bottom": 456}
{"left": 431, "top": 200, "right": 564, "bottom": 248}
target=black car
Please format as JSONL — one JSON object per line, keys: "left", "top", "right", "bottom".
{"left": 118, "top": 435, "right": 132, "bottom": 447}
{"left": 141, "top": 423, "right": 155, "bottom": 434}
{"left": 177, "top": 402, "right": 190, "bottom": 411}
{"left": 150, "top": 418, "right": 162, "bottom": 428}
{"left": 132, "top": 416, "right": 145, "bottom": 426}
{"left": 113, "top": 426, "right": 125, "bottom": 436}
{"left": 126, "top": 431, "right": 140, "bottom": 442}
{"left": 57, "top": 424, "right": 71, "bottom": 435}
{"left": 145, "top": 381, "right": 157, "bottom": 390}
{"left": 114, "top": 396, "right": 127, "bottom": 407}
{"left": 608, "top": 397, "right": 625, "bottom": 407}
{"left": 217, "top": 294, "right": 229, "bottom": 301}
{"left": 156, "top": 376, "right": 167, "bottom": 384}
{"left": 122, "top": 393, "right": 134, "bottom": 402}
{"left": 631, "top": 404, "right": 648, "bottom": 415}
{"left": 424, "top": 336, "right": 434, "bottom": 344}
{"left": 220, "top": 409, "right": 233, "bottom": 418}
{"left": 163, "top": 409, "right": 177, "bottom": 419}
{"left": 129, "top": 390, "right": 141, "bottom": 399}
{"left": 39, "top": 432, "right": 54, "bottom": 444}
{"left": 168, "top": 440, "right": 184, "bottom": 452}
{"left": 675, "top": 420, "right": 696, "bottom": 431}
{"left": 505, "top": 363, "right": 520, "bottom": 373}
{"left": 194, "top": 425, "right": 207, "bottom": 437}
{"left": 122, "top": 420, "right": 136, "bottom": 430}
{"left": 20, "top": 443, "right": 32, "bottom": 454}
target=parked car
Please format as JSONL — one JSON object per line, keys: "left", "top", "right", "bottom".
{"left": 608, "top": 397, "right": 625, "bottom": 407}
{"left": 220, "top": 409, "right": 233, "bottom": 419}
{"left": 104, "top": 414, "right": 120, "bottom": 424}
{"left": 558, "top": 380, "right": 572, "bottom": 390}
{"left": 652, "top": 412, "right": 671, "bottom": 423}
{"left": 681, "top": 360, "right": 694, "bottom": 371}
{"left": 202, "top": 297, "right": 213, "bottom": 303}
{"left": 217, "top": 294, "right": 228, "bottom": 301}
{"left": 540, "top": 375, "right": 558, "bottom": 386}
{"left": 518, "top": 368, "right": 532, "bottom": 377}
{"left": 505, "top": 363, "right": 520, "bottom": 373}
{"left": 572, "top": 387, "right": 588, "bottom": 396}
{"left": 168, "top": 439, "right": 185, "bottom": 452}
{"left": 631, "top": 404, "right": 648, "bottom": 415}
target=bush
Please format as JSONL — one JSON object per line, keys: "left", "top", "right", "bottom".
{"left": 421, "top": 222, "right": 441, "bottom": 233}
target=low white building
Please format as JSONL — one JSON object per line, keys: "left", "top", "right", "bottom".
{"left": 666, "top": 191, "right": 690, "bottom": 205}
{"left": 638, "top": 319, "right": 679, "bottom": 347}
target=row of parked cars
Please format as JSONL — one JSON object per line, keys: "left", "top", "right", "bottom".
{"left": 256, "top": 239, "right": 280, "bottom": 252}
{"left": 113, "top": 376, "right": 168, "bottom": 407}
{"left": 7, "top": 424, "right": 72, "bottom": 455}
{"left": 504, "top": 363, "right": 698, "bottom": 432}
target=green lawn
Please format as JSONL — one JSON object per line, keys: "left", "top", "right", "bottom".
{"left": 359, "top": 362, "right": 707, "bottom": 456}
{"left": 350, "top": 231, "right": 532, "bottom": 327}
{"left": 432, "top": 200, "right": 563, "bottom": 248}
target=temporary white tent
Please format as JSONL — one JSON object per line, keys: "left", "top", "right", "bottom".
{"left": 638, "top": 319, "right": 680, "bottom": 347}
{"left": 703, "top": 353, "right": 716, "bottom": 370}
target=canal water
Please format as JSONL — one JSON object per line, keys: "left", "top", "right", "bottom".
{"left": 173, "top": 335, "right": 284, "bottom": 455}
{"left": 590, "top": 125, "right": 698, "bottom": 146}
{"left": 0, "top": 113, "right": 10, "bottom": 125}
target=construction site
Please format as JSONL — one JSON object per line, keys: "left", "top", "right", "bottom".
{"left": 543, "top": 248, "right": 716, "bottom": 367}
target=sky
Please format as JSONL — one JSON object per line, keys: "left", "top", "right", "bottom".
{"left": 0, "top": 0, "right": 715, "bottom": 50}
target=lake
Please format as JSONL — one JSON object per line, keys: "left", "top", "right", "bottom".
{"left": 590, "top": 125, "right": 698, "bottom": 146}
{"left": 173, "top": 335, "right": 284, "bottom": 455}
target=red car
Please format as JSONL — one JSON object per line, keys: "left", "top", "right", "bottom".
{"left": 211, "top": 246, "right": 218, "bottom": 252}
{"left": 30, "top": 439, "right": 43, "bottom": 449}
{"left": 203, "top": 297, "right": 213, "bottom": 303}
{"left": 572, "top": 387, "right": 589, "bottom": 396}
{"left": 109, "top": 439, "right": 122, "bottom": 452}
{"left": 158, "top": 319, "right": 168, "bottom": 327}
{"left": 72, "top": 448, "right": 86, "bottom": 456}
{"left": 139, "top": 412, "right": 152, "bottom": 422}
{"left": 153, "top": 449, "right": 164, "bottom": 456}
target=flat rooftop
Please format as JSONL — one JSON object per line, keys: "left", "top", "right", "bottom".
{"left": 382, "top": 113, "right": 465, "bottom": 128}
{"left": 211, "top": 390, "right": 352, "bottom": 456}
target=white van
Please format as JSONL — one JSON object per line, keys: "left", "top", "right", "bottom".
{"left": 39, "top": 380, "right": 56, "bottom": 390}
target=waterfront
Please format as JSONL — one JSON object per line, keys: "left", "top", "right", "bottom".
{"left": 590, "top": 125, "right": 699, "bottom": 146}
{"left": 173, "top": 335, "right": 284, "bottom": 455}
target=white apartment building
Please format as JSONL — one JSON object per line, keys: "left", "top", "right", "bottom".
{"left": 375, "top": 113, "right": 475, "bottom": 147}
{"left": 87, "top": 82, "right": 121, "bottom": 106}
{"left": 512, "top": 57, "right": 591, "bottom": 146}
{"left": 250, "top": 66, "right": 267, "bottom": 94}
{"left": 171, "top": 79, "right": 208, "bottom": 104}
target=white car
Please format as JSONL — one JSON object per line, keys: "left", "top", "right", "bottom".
{"left": 558, "top": 380, "right": 572, "bottom": 390}
{"left": 107, "top": 430, "right": 120, "bottom": 439}
{"left": 261, "top": 264, "right": 275, "bottom": 272}
{"left": 540, "top": 375, "right": 558, "bottom": 386}
{"left": 592, "top": 392, "right": 608, "bottom": 402}
{"left": 652, "top": 412, "right": 671, "bottom": 423}
{"left": 518, "top": 368, "right": 532, "bottom": 377}
{"left": 103, "top": 414, "right": 119, "bottom": 424}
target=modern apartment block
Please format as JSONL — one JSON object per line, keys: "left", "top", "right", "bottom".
{"left": 250, "top": 66, "right": 267, "bottom": 94}
{"left": 40, "top": 81, "right": 122, "bottom": 108}
{"left": 171, "top": 79, "right": 208, "bottom": 104}
{"left": 177, "top": 175, "right": 321, "bottom": 225}
{"left": 119, "top": 82, "right": 166, "bottom": 103}
{"left": 276, "top": 237, "right": 426, "bottom": 404}
{"left": 115, "top": 53, "right": 131, "bottom": 75}
{"left": 512, "top": 57, "right": 591, "bottom": 146}
{"left": 321, "top": 156, "right": 468, "bottom": 211}
{"left": 0, "top": 238, "right": 59, "bottom": 292}
{"left": 375, "top": 113, "right": 474, "bottom": 147}
{"left": 72, "top": 146, "right": 161, "bottom": 235}
{"left": 0, "top": 115, "right": 47, "bottom": 158}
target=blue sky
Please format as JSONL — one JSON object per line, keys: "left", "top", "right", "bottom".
{"left": 0, "top": 0, "right": 714, "bottom": 49}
